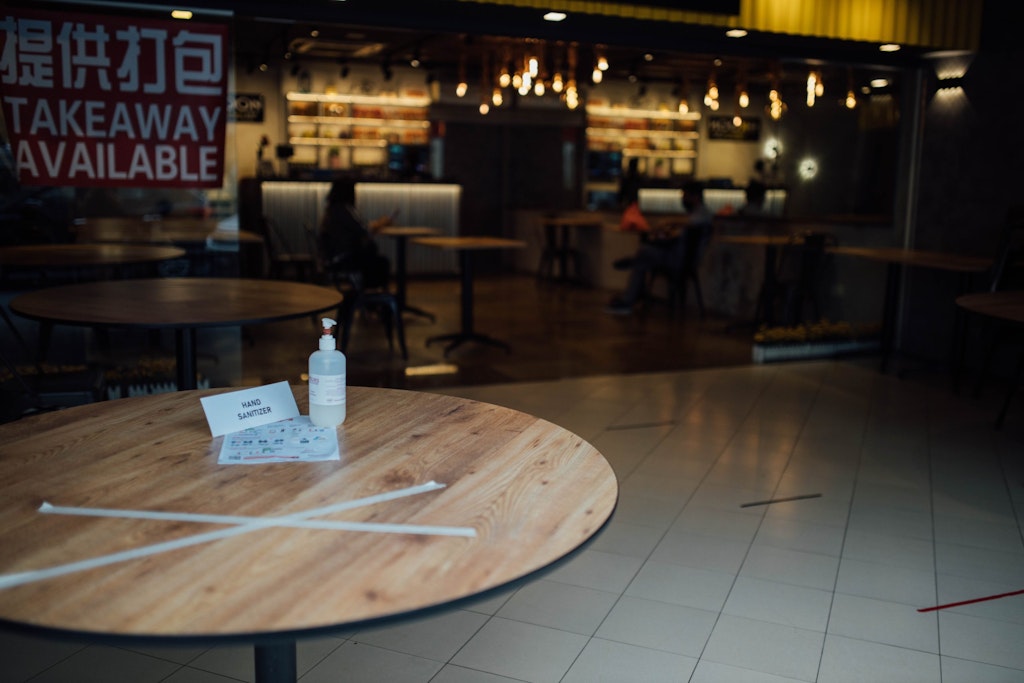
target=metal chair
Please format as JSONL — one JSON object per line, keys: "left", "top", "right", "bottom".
{"left": 262, "top": 216, "right": 315, "bottom": 281}
{"left": 306, "top": 225, "right": 407, "bottom": 360}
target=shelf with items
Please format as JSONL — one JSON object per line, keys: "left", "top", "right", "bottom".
{"left": 584, "top": 103, "right": 701, "bottom": 164}
{"left": 285, "top": 92, "right": 433, "bottom": 169}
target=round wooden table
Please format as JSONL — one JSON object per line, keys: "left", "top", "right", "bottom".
{"left": 412, "top": 236, "right": 526, "bottom": 355}
{"left": 956, "top": 290, "right": 1024, "bottom": 428}
{"left": 0, "top": 244, "right": 186, "bottom": 270}
{"left": 376, "top": 226, "right": 438, "bottom": 320}
{"left": 0, "top": 386, "right": 618, "bottom": 683}
{"left": 9, "top": 278, "right": 343, "bottom": 391}
{"left": 831, "top": 246, "right": 991, "bottom": 372}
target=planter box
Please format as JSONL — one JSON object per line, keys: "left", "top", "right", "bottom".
{"left": 752, "top": 338, "right": 880, "bottom": 364}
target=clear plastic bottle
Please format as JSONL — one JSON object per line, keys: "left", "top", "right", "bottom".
{"left": 308, "top": 317, "right": 346, "bottom": 427}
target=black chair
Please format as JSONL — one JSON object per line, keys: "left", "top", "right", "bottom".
{"left": 773, "top": 231, "right": 837, "bottom": 327}
{"left": 262, "top": 216, "right": 315, "bottom": 281}
{"left": 306, "top": 225, "right": 408, "bottom": 360}
{"left": 646, "top": 222, "right": 709, "bottom": 318}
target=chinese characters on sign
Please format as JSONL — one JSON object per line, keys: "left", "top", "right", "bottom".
{"left": 0, "top": 9, "right": 229, "bottom": 188}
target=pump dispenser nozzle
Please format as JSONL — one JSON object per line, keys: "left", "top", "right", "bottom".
{"left": 319, "top": 317, "right": 337, "bottom": 351}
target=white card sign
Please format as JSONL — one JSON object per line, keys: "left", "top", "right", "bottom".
{"left": 200, "top": 381, "right": 300, "bottom": 436}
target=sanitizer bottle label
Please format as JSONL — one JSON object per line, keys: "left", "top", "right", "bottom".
{"left": 308, "top": 374, "right": 346, "bottom": 405}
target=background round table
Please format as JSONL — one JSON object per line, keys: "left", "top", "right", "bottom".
{"left": 9, "top": 278, "right": 343, "bottom": 390}
{"left": 0, "top": 385, "right": 618, "bottom": 683}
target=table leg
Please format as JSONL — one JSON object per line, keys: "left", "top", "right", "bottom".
{"left": 558, "top": 224, "right": 570, "bottom": 282}
{"left": 878, "top": 262, "right": 902, "bottom": 373}
{"left": 254, "top": 641, "right": 297, "bottom": 683}
{"left": 426, "top": 250, "right": 510, "bottom": 356}
{"left": 175, "top": 328, "right": 198, "bottom": 391}
{"left": 537, "top": 224, "right": 557, "bottom": 280}
{"left": 393, "top": 235, "right": 435, "bottom": 321}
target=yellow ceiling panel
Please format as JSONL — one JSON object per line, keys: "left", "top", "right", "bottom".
{"left": 458, "top": 0, "right": 983, "bottom": 51}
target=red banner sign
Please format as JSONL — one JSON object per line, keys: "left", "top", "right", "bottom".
{"left": 1, "top": 8, "right": 229, "bottom": 188}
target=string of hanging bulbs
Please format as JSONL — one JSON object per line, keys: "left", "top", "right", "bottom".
{"left": 448, "top": 40, "right": 867, "bottom": 119}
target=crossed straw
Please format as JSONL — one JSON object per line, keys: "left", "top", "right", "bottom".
{"left": 0, "top": 481, "right": 474, "bottom": 590}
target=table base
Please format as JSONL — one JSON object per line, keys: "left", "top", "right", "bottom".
{"left": 426, "top": 331, "right": 510, "bottom": 356}
{"left": 401, "top": 302, "right": 436, "bottom": 322}
{"left": 254, "top": 641, "right": 297, "bottom": 683}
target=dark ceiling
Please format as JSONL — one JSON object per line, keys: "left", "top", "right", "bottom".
{"left": 41, "top": 0, "right": 943, "bottom": 95}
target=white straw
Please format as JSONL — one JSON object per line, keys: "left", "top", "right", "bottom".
{"left": 1, "top": 481, "right": 465, "bottom": 591}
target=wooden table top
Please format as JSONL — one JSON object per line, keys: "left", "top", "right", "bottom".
{"left": 74, "top": 217, "right": 263, "bottom": 246}
{"left": 10, "top": 277, "right": 342, "bottom": 330}
{"left": 412, "top": 236, "right": 526, "bottom": 251}
{"left": 377, "top": 226, "right": 440, "bottom": 238}
{"left": 715, "top": 234, "right": 796, "bottom": 246}
{"left": 0, "top": 386, "right": 617, "bottom": 640}
{"left": 542, "top": 215, "right": 605, "bottom": 227}
{"left": 829, "top": 245, "right": 991, "bottom": 272}
{"left": 955, "top": 291, "right": 1024, "bottom": 324}
{"left": 0, "top": 244, "right": 186, "bottom": 268}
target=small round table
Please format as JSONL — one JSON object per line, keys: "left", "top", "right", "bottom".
{"left": 412, "top": 236, "right": 526, "bottom": 355}
{"left": 0, "top": 386, "right": 617, "bottom": 683}
{"left": 0, "top": 244, "right": 187, "bottom": 271}
{"left": 955, "top": 290, "right": 1024, "bottom": 428}
{"left": 377, "top": 226, "right": 438, "bottom": 320}
{"left": 10, "top": 278, "right": 343, "bottom": 391}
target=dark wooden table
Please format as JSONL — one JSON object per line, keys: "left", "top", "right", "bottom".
{"left": 9, "top": 278, "right": 343, "bottom": 391}
{"left": 0, "top": 386, "right": 617, "bottom": 683}
{"left": 831, "top": 246, "right": 991, "bottom": 373}
{"left": 955, "top": 290, "right": 1024, "bottom": 427}
{"left": 715, "top": 233, "right": 798, "bottom": 328}
{"left": 377, "top": 226, "right": 438, "bottom": 320}
{"left": 413, "top": 236, "right": 526, "bottom": 355}
{"left": 73, "top": 217, "right": 263, "bottom": 246}
{"left": 0, "top": 244, "right": 186, "bottom": 270}
{"left": 538, "top": 214, "right": 603, "bottom": 284}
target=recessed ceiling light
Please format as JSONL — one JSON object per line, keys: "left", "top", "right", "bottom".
{"left": 870, "top": 78, "right": 890, "bottom": 88}
{"left": 725, "top": 29, "right": 748, "bottom": 38}
{"left": 543, "top": 11, "right": 567, "bottom": 22}
{"left": 170, "top": 9, "right": 192, "bottom": 20}
{"left": 879, "top": 43, "right": 901, "bottom": 52}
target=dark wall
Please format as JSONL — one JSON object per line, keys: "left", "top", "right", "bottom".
{"left": 901, "top": 9, "right": 1024, "bottom": 364}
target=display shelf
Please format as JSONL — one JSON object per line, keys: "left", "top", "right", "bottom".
{"left": 584, "top": 103, "right": 701, "bottom": 169}
{"left": 285, "top": 91, "right": 432, "bottom": 169}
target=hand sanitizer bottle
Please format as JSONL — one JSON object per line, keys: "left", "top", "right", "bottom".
{"left": 308, "top": 317, "right": 345, "bottom": 427}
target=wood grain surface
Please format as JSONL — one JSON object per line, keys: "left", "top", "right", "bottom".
{"left": 412, "top": 236, "right": 526, "bottom": 251}
{"left": 956, "top": 291, "right": 1024, "bottom": 323}
{"left": 0, "top": 244, "right": 186, "bottom": 268}
{"left": 829, "top": 246, "right": 991, "bottom": 272}
{"left": 9, "top": 278, "right": 343, "bottom": 329}
{"left": 0, "top": 386, "right": 617, "bottom": 641}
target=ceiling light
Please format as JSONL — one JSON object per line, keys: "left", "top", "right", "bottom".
{"left": 879, "top": 43, "right": 901, "bottom": 52}
{"left": 543, "top": 11, "right": 567, "bottom": 22}
{"left": 725, "top": 29, "right": 747, "bottom": 38}
{"left": 170, "top": 9, "right": 192, "bottom": 20}
{"left": 870, "top": 78, "right": 889, "bottom": 88}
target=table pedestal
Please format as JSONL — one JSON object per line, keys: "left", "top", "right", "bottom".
{"left": 427, "top": 251, "right": 510, "bottom": 356}
{"left": 391, "top": 233, "right": 435, "bottom": 321}
{"left": 255, "top": 641, "right": 297, "bottom": 683}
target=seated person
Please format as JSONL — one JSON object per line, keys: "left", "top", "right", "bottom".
{"left": 607, "top": 180, "right": 712, "bottom": 315}
{"left": 318, "top": 179, "right": 395, "bottom": 289}
{"left": 740, "top": 178, "right": 769, "bottom": 216}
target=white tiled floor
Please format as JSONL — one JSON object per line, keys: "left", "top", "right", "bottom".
{"left": 4, "top": 359, "right": 1024, "bottom": 682}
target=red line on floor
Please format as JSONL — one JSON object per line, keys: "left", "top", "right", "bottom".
{"left": 918, "top": 589, "right": 1024, "bottom": 612}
